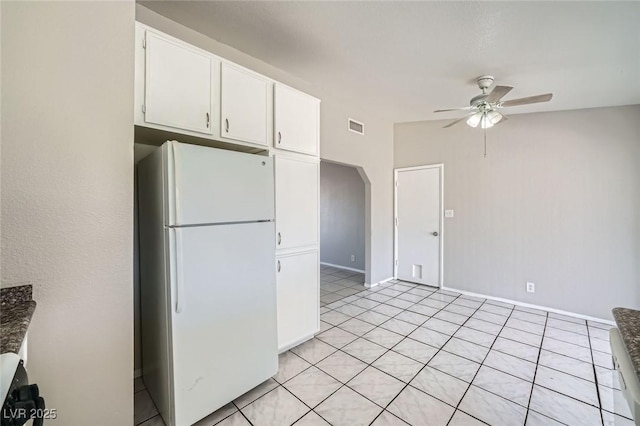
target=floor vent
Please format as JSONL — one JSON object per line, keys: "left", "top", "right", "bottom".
{"left": 348, "top": 118, "right": 364, "bottom": 135}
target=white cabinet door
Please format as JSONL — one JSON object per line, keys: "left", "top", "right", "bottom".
{"left": 144, "top": 31, "right": 213, "bottom": 134}
{"left": 276, "top": 251, "right": 319, "bottom": 350}
{"left": 220, "top": 63, "right": 269, "bottom": 146}
{"left": 275, "top": 156, "right": 319, "bottom": 250}
{"left": 274, "top": 84, "right": 320, "bottom": 156}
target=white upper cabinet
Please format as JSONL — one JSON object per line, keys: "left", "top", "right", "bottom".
{"left": 144, "top": 31, "right": 214, "bottom": 135}
{"left": 220, "top": 63, "right": 269, "bottom": 146}
{"left": 275, "top": 156, "right": 319, "bottom": 250}
{"left": 274, "top": 84, "right": 320, "bottom": 156}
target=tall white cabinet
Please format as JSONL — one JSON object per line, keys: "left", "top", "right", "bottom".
{"left": 135, "top": 22, "right": 321, "bottom": 353}
{"left": 273, "top": 83, "right": 321, "bottom": 351}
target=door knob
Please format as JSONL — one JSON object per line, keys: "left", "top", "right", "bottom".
{"left": 432, "top": 231, "right": 439, "bottom": 236}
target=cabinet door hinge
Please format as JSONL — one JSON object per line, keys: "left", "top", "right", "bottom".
{"left": 142, "top": 37, "right": 146, "bottom": 49}
{"left": 395, "top": 259, "right": 398, "bottom": 266}
{"left": 142, "top": 104, "right": 146, "bottom": 114}
{"left": 395, "top": 180, "right": 398, "bottom": 187}
{"left": 395, "top": 217, "right": 398, "bottom": 227}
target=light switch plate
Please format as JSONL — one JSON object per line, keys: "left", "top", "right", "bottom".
{"left": 445, "top": 209, "right": 454, "bottom": 218}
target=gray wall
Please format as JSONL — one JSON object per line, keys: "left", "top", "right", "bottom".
{"left": 394, "top": 105, "right": 640, "bottom": 320}
{"left": 320, "top": 162, "right": 365, "bottom": 271}
{"left": 1, "top": 2, "right": 134, "bottom": 424}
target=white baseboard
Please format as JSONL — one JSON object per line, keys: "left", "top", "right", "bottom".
{"left": 441, "top": 285, "right": 615, "bottom": 326}
{"left": 393, "top": 276, "right": 442, "bottom": 289}
{"left": 320, "top": 262, "right": 365, "bottom": 274}
{"left": 366, "top": 276, "right": 394, "bottom": 289}
{"left": 278, "top": 332, "right": 316, "bottom": 354}
{"left": 134, "top": 368, "right": 142, "bottom": 379}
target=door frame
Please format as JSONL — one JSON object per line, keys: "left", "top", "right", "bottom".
{"left": 393, "top": 163, "right": 444, "bottom": 288}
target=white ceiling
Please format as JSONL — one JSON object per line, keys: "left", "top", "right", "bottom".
{"left": 140, "top": 1, "right": 640, "bottom": 123}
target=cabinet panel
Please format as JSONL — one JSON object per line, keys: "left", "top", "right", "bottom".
{"left": 276, "top": 251, "right": 319, "bottom": 350}
{"left": 274, "top": 84, "right": 319, "bottom": 156}
{"left": 275, "top": 156, "right": 319, "bottom": 250}
{"left": 221, "top": 63, "right": 269, "bottom": 146}
{"left": 144, "top": 31, "right": 213, "bottom": 134}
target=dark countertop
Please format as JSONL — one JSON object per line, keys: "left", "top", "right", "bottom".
{"left": 1, "top": 285, "right": 36, "bottom": 354}
{"left": 612, "top": 307, "right": 640, "bottom": 379}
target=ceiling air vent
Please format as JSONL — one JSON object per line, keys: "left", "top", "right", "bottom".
{"left": 348, "top": 118, "right": 364, "bottom": 135}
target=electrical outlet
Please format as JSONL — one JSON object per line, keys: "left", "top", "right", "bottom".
{"left": 526, "top": 282, "right": 535, "bottom": 293}
{"left": 351, "top": 255, "right": 356, "bottom": 262}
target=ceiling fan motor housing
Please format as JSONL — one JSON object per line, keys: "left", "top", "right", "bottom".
{"left": 477, "top": 75, "right": 494, "bottom": 91}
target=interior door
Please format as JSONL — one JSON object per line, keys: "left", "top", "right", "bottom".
{"left": 144, "top": 31, "right": 212, "bottom": 134}
{"left": 220, "top": 63, "right": 268, "bottom": 146}
{"left": 395, "top": 166, "right": 442, "bottom": 286}
{"left": 169, "top": 222, "right": 277, "bottom": 426}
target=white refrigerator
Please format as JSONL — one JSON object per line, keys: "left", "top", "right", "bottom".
{"left": 137, "top": 141, "right": 277, "bottom": 426}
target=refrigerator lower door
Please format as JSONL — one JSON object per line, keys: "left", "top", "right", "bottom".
{"left": 169, "top": 222, "right": 277, "bottom": 426}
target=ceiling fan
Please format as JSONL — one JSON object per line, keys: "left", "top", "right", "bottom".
{"left": 435, "top": 75, "right": 553, "bottom": 129}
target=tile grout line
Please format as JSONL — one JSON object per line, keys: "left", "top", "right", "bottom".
{"left": 231, "top": 400, "right": 255, "bottom": 426}
{"left": 523, "top": 309, "right": 549, "bottom": 425}
{"left": 586, "top": 322, "right": 606, "bottom": 426}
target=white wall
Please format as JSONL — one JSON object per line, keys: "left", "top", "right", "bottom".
{"left": 394, "top": 105, "right": 640, "bottom": 320}
{"left": 320, "top": 162, "right": 365, "bottom": 271}
{"left": 1, "top": 2, "right": 134, "bottom": 424}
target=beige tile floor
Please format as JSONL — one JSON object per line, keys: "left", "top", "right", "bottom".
{"left": 135, "top": 266, "right": 630, "bottom": 426}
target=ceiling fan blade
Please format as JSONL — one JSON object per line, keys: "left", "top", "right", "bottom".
{"left": 443, "top": 113, "right": 475, "bottom": 128}
{"left": 434, "top": 107, "right": 473, "bottom": 113}
{"left": 500, "top": 93, "right": 553, "bottom": 107}
{"left": 485, "top": 85, "right": 513, "bottom": 103}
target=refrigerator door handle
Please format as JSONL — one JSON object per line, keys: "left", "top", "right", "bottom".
{"left": 168, "top": 141, "right": 182, "bottom": 225}
{"left": 174, "top": 228, "right": 185, "bottom": 314}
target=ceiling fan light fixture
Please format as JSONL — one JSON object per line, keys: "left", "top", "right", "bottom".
{"left": 466, "top": 112, "right": 482, "bottom": 128}
{"left": 487, "top": 110, "right": 503, "bottom": 125}
{"left": 479, "top": 113, "right": 494, "bottom": 129}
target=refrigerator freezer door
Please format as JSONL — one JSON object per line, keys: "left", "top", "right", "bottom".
{"left": 169, "top": 222, "right": 277, "bottom": 426}
{"left": 166, "top": 141, "right": 274, "bottom": 226}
